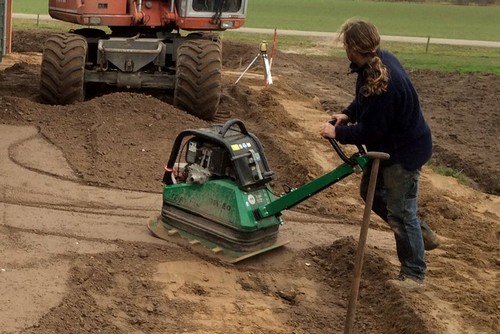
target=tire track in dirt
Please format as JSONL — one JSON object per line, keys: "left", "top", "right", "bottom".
{"left": 0, "top": 123, "right": 398, "bottom": 333}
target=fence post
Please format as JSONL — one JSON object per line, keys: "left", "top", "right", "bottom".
{"left": 5, "top": 0, "right": 11, "bottom": 54}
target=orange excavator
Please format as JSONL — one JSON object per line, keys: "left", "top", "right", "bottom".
{"left": 41, "top": 0, "right": 248, "bottom": 120}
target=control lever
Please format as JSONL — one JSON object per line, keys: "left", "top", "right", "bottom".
{"left": 327, "top": 119, "right": 366, "bottom": 166}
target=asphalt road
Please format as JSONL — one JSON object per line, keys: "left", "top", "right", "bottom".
{"left": 12, "top": 13, "right": 500, "bottom": 48}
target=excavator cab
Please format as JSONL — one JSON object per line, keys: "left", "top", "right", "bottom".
{"left": 192, "top": 0, "right": 242, "bottom": 12}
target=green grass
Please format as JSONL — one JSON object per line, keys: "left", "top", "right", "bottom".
{"left": 12, "top": 1, "right": 500, "bottom": 74}
{"left": 13, "top": 18, "right": 75, "bottom": 32}
{"left": 246, "top": 0, "right": 500, "bottom": 42}
{"left": 13, "top": 1, "right": 48, "bottom": 15}
{"left": 428, "top": 164, "right": 471, "bottom": 186}
{"left": 388, "top": 42, "right": 500, "bottom": 73}
{"left": 14, "top": 0, "right": 500, "bottom": 41}
{"left": 222, "top": 31, "right": 500, "bottom": 74}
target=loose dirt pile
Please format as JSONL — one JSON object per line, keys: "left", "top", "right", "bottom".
{"left": 0, "top": 30, "right": 498, "bottom": 334}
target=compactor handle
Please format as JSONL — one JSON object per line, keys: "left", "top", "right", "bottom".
{"left": 219, "top": 118, "right": 249, "bottom": 137}
{"left": 327, "top": 120, "right": 366, "bottom": 166}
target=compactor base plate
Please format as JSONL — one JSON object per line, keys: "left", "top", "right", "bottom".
{"left": 148, "top": 215, "right": 289, "bottom": 264}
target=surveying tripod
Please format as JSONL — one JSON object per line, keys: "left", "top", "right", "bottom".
{"left": 234, "top": 41, "right": 273, "bottom": 86}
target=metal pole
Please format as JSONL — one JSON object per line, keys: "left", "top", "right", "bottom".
{"left": 6, "top": 0, "right": 11, "bottom": 53}
{"left": 344, "top": 151, "right": 389, "bottom": 334}
{"left": 269, "top": 28, "right": 277, "bottom": 69}
{"left": 234, "top": 53, "right": 260, "bottom": 85}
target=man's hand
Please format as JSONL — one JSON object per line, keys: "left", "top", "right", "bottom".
{"left": 319, "top": 122, "right": 336, "bottom": 139}
{"left": 330, "top": 113, "right": 350, "bottom": 125}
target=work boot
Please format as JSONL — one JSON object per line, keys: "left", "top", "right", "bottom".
{"left": 421, "top": 225, "right": 441, "bottom": 251}
{"left": 388, "top": 274, "right": 425, "bottom": 291}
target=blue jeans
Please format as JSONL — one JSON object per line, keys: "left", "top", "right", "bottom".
{"left": 360, "top": 163, "right": 426, "bottom": 280}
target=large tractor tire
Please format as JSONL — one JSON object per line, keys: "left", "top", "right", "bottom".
{"left": 173, "top": 39, "right": 222, "bottom": 121}
{"left": 40, "top": 33, "right": 87, "bottom": 105}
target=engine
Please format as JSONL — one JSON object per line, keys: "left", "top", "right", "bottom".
{"left": 164, "top": 119, "right": 275, "bottom": 190}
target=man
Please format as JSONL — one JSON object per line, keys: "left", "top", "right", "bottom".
{"left": 319, "top": 18, "right": 440, "bottom": 290}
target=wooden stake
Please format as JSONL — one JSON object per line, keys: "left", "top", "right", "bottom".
{"left": 344, "top": 152, "right": 389, "bottom": 334}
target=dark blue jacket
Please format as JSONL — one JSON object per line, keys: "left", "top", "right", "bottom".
{"left": 335, "top": 50, "right": 432, "bottom": 171}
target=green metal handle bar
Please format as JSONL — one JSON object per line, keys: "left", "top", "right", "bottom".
{"left": 254, "top": 139, "right": 372, "bottom": 220}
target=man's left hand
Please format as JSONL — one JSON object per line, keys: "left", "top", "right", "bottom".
{"left": 320, "top": 122, "right": 336, "bottom": 139}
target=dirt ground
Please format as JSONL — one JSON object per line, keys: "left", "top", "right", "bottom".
{"left": 0, "top": 30, "right": 498, "bottom": 334}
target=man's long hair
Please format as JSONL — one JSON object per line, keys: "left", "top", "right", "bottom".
{"left": 339, "top": 18, "right": 389, "bottom": 97}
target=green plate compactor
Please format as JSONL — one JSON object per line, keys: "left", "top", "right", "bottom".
{"left": 148, "top": 119, "right": 372, "bottom": 263}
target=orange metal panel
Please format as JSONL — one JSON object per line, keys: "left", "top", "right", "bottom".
{"left": 81, "top": 0, "right": 127, "bottom": 14}
{"left": 49, "top": 0, "right": 83, "bottom": 13}
{"left": 49, "top": 0, "right": 127, "bottom": 15}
